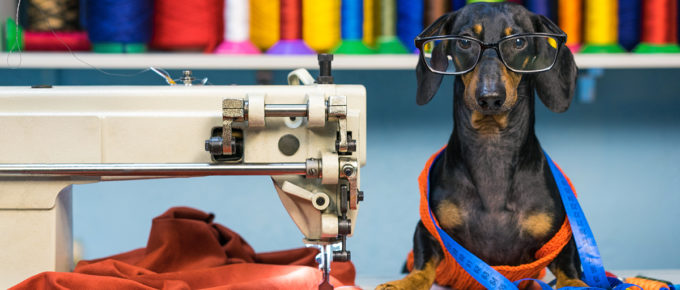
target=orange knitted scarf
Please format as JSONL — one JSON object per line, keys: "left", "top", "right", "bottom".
{"left": 406, "top": 147, "right": 574, "bottom": 289}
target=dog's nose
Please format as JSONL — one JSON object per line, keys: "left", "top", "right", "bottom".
{"left": 477, "top": 92, "right": 505, "bottom": 111}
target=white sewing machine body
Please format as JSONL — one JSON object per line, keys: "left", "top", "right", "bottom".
{"left": 0, "top": 79, "right": 366, "bottom": 288}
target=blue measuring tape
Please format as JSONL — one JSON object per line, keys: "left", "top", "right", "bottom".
{"left": 424, "top": 149, "right": 641, "bottom": 290}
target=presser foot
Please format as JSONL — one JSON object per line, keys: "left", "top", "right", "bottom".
{"left": 306, "top": 241, "right": 343, "bottom": 290}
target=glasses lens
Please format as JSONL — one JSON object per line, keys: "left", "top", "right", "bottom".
{"left": 499, "top": 35, "right": 559, "bottom": 72}
{"left": 421, "top": 38, "right": 480, "bottom": 74}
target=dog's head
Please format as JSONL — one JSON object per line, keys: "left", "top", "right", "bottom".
{"left": 415, "top": 3, "right": 577, "bottom": 122}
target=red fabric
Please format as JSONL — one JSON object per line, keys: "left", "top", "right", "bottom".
{"left": 12, "top": 207, "right": 358, "bottom": 290}
{"left": 408, "top": 146, "right": 573, "bottom": 290}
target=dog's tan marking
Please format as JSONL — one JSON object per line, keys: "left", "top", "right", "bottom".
{"left": 436, "top": 200, "right": 464, "bottom": 229}
{"left": 522, "top": 56, "right": 530, "bottom": 69}
{"left": 461, "top": 66, "right": 480, "bottom": 110}
{"left": 453, "top": 54, "right": 462, "bottom": 69}
{"left": 473, "top": 24, "right": 483, "bottom": 35}
{"left": 376, "top": 259, "right": 439, "bottom": 290}
{"left": 504, "top": 27, "right": 513, "bottom": 36}
{"left": 554, "top": 269, "right": 589, "bottom": 288}
{"left": 521, "top": 212, "right": 553, "bottom": 238}
{"left": 471, "top": 111, "right": 509, "bottom": 134}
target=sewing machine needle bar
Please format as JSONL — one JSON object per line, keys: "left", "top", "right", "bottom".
{"left": 0, "top": 163, "right": 308, "bottom": 176}
{"left": 264, "top": 104, "right": 309, "bottom": 117}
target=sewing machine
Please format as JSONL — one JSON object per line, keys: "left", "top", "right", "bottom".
{"left": 0, "top": 55, "right": 366, "bottom": 289}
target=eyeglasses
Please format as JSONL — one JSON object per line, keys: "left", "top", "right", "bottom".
{"left": 414, "top": 18, "right": 567, "bottom": 75}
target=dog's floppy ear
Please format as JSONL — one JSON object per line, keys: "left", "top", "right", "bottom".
{"left": 531, "top": 15, "right": 577, "bottom": 113}
{"left": 416, "top": 12, "right": 458, "bottom": 106}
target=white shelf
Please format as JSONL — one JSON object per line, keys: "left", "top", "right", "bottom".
{"left": 1, "top": 52, "right": 680, "bottom": 70}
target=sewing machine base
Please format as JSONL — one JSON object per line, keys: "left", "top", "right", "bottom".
{"left": 0, "top": 186, "right": 73, "bottom": 288}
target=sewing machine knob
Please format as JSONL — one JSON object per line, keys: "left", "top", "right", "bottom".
{"left": 278, "top": 134, "right": 300, "bottom": 156}
{"left": 332, "top": 250, "right": 350, "bottom": 262}
{"left": 335, "top": 139, "right": 357, "bottom": 153}
{"left": 317, "top": 54, "right": 334, "bottom": 84}
{"left": 205, "top": 137, "right": 223, "bottom": 155}
{"left": 357, "top": 191, "right": 364, "bottom": 202}
{"left": 338, "top": 218, "right": 351, "bottom": 235}
{"left": 342, "top": 165, "right": 354, "bottom": 177}
{"left": 311, "top": 192, "right": 330, "bottom": 211}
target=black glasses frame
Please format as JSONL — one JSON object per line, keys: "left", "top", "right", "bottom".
{"left": 414, "top": 16, "right": 567, "bottom": 75}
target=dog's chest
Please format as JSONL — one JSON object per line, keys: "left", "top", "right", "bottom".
{"left": 429, "top": 162, "right": 562, "bottom": 265}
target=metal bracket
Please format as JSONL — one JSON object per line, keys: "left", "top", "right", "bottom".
{"left": 327, "top": 96, "right": 356, "bottom": 154}
{"left": 221, "top": 99, "right": 245, "bottom": 155}
{"left": 207, "top": 96, "right": 357, "bottom": 156}
{"left": 339, "top": 158, "right": 359, "bottom": 210}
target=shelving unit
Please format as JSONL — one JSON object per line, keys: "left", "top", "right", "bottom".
{"left": 1, "top": 53, "right": 680, "bottom": 70}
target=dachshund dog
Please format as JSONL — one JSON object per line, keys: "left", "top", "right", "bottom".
{"left": 378, "top": 3, "right": 581, "bottom": 290}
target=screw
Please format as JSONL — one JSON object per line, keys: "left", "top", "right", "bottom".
{"left": 307, "top": 168, "right": 318, "bottom": 176}
{"left": 205, "top": 137, "right": 223, "bottom": 154}
{"left": 182, "top": 70, "right": 195, "bottom": 86}
{"left": 315, "top": 196, "right": 325, "bottom": 206}
{"left": 342, "top": 165, "right": 354, "bottom": 177}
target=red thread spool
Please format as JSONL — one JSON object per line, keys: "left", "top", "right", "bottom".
{"left": 280, "top": 0, "right": 302, "bottom": 40}
{"left": 267, "top": 0, "right": 313, "bottom": 54}
{"left": 24, "top": 31, "right": 91, "bottom": 51}
{"left": 641, "top": 0, "right": 678, "bottom": 44}
{"left": 151, "top": 0, "right": 224, "bottom": 52}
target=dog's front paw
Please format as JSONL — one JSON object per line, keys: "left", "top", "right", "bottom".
{"left": 555, "top": 278, "right": 588, "bottom": 288}
{"left": 375, "top": 276, "right": 433, "bottom": 290}
{"left": 375, "top": 282, "right": 399, "bottom": 290}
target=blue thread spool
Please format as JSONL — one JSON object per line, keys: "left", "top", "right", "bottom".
{"left": 452, "top": 0, "right": 466, "bottom": 10}
{"left": 525, "top": 0, "right": 557, "bottom": 21}
{"left": 86, "top": 0, "right": 153, "bottom": 53}
{"left": 397, "top": 0, "right": 422, "bottom": 53}
{"left": 333, "top": 0, "right": 373, "bottom": 54}
{"left": 618, "top": 0, "right": 641, "bottom": 51}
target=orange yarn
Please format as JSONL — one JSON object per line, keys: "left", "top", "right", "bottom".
{"left": 624, "top": 277, "right": 671, "bottom": 290}
{"left": 406, "top": 146, "right": 574, "bottom": 290}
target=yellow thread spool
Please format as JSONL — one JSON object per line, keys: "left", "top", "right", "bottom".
{"left": 303, "top": 0, "right": 340, "bottom": 53}
{"left": 585, "top": 0, "right": 617, "bottom": 45}
{"left": 582, "top": 0, "right": 624, "bottom": 53}
{"left": 559, "top": 0, "right": 582, "bottom": 46}
{"left": 250, "top": 0, "right": 279, "bottom": 51}
{"left": 363, "top": 0, "right": 375, "bottom": 47}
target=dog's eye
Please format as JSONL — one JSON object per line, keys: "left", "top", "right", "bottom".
{"left": 513, "top": 38, "right": 527, "bottom": 49}
{"left": 457, "top": 39, "right": 471, "bottom": 49}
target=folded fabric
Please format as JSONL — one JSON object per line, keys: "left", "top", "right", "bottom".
{"left": 12, "top": 207, "right": 358, "bottom": 290}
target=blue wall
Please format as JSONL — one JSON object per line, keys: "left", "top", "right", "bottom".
{"left": 0, "top": 67, "right": 678, "bottom": 279}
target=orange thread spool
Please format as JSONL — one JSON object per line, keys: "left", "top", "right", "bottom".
{"left": 559, "top": 0, "right": 582, "bottom": 49}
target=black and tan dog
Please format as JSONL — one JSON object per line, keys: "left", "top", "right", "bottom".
{"left": 378, "top": 3, "right": 583, "bottom": 290}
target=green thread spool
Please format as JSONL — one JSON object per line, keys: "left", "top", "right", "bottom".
{"left": 376, "top": 0, "right": 408, "bottom": 54}
{"left": 92, "top": 43, "right": 147, "bottom": 53}
{"left": 5, "top": 18, "right": 24, "bottom": 52}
